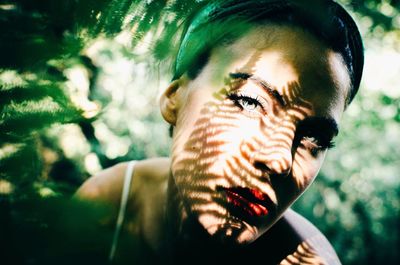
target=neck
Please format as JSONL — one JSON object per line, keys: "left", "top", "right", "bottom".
{"left": 161, "top": 173, "right": 242, "bottom": 263}
{"left": 162, "top": 173, "right": 202, "bottom": 254}
{"left": 163, "top": 174, "right": 189, "bottom": 244}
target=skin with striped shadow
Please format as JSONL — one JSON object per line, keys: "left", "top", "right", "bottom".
{"left": 163, "top": 24, "right": 349, "bottom": 245}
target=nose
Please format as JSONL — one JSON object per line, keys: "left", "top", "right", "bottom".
{"left": 251, "top": 146, "right": 293, "bottom": 178}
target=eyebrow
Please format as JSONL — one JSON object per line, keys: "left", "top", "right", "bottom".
{"left": 229, "top": 72, "right": 286, "bottom": 107}
{"left": 298, "top": 116, "right": 339, "bottom": 139}
{"left": 228, "top": 73, "right": 339, "bottom": 139}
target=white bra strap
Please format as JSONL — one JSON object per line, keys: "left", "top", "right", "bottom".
{"left": 109, "top": 160, "right": 137, "bottom": 262}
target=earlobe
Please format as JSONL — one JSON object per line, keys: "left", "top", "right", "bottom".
{"left": 159, "top": 79, "right": 181, "bottom": 125}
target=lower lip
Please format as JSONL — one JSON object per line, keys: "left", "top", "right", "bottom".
{"left": 225, "top": 190, "right": 269, "bottom": 217}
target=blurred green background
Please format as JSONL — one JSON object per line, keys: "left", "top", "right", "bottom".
{"left": 0, "top": 0, "right": 399, "bottom": 264}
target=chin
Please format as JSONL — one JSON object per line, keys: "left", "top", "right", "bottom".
{"left": 198, "top": 213, "right": 259, "bottom": 246}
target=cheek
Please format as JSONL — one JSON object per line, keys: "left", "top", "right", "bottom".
{"left": 292, "top": 149, "right": 326, "bottom": 190}
{"left": 198, "top": 103, "right": 260, "bottom": 171}
{"left": 171, "top": 98, "right": 259, "bottom": 187}
{"left": 170, "top": 90, "right": 209, "bottom": 165}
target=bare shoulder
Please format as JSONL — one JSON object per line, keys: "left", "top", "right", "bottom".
{"left": 135, "top": 157, "right": 171, "bottom": 183}
{"left": 73, "top": 162, "right": 129, "bottom": 205}
{"left": 73, "top": 157, "right": 171, "bottom": 206}
{"left": 280, "top": 209, "right": 342, "bottom": 265}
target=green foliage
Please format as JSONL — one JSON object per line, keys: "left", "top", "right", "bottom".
{"left": 348, "top": 0, "right": 399, "bottom": 31}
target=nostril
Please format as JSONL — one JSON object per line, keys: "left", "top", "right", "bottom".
{"left": 254, "top": 162, "right": 269, "bottom": 172}
{"left": 253, "top": 160, "right": 291, "bottom": 178}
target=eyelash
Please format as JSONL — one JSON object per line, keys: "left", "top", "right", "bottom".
{"left": 227, "top": 92, "right": 267, "bottom": 114}
{"left": 301, "top": 136, "right": 335, "bottom": 156}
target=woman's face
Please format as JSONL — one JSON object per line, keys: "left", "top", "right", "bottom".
{"left": 166, "top": 25, "right": 350, "bottom": 244}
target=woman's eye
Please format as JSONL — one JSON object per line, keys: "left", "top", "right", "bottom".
{"left": 227, "top": 93, "right": 264, "bottom": 113}
{"left": 300, "top": 136, "right": 335, "bottom": 156}
{"left": 237, "top": 97, "right": 259, "bottom": 111}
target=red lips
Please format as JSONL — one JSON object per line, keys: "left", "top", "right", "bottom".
{"left": 222, "top": 187, "right": 274, "bottom": 217}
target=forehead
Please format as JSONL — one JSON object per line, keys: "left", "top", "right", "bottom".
{"left": 198, "top": 24, "right": 351, "bottom": 118}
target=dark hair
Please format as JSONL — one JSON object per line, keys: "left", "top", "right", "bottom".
{"left": 172, "top": 0, "right": 364, "bottom": 104}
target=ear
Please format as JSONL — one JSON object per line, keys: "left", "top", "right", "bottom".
{"left": 159, "top": 79, "right": 181, "bottom": 125}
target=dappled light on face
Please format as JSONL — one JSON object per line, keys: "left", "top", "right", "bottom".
{"left": 171, "top": 75, "right": 324, "bottom": 245}
{"left": 291, "top": 146, "right": 324, "bottom": 190}
{"left": 282, "top": 81, "right": 313, "bottom": 116}
{"left": 172, "top": 96, "right": 260, "bottom": 243}
{"left": 168, "top": 24, "right": 348, "bottom": 247}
